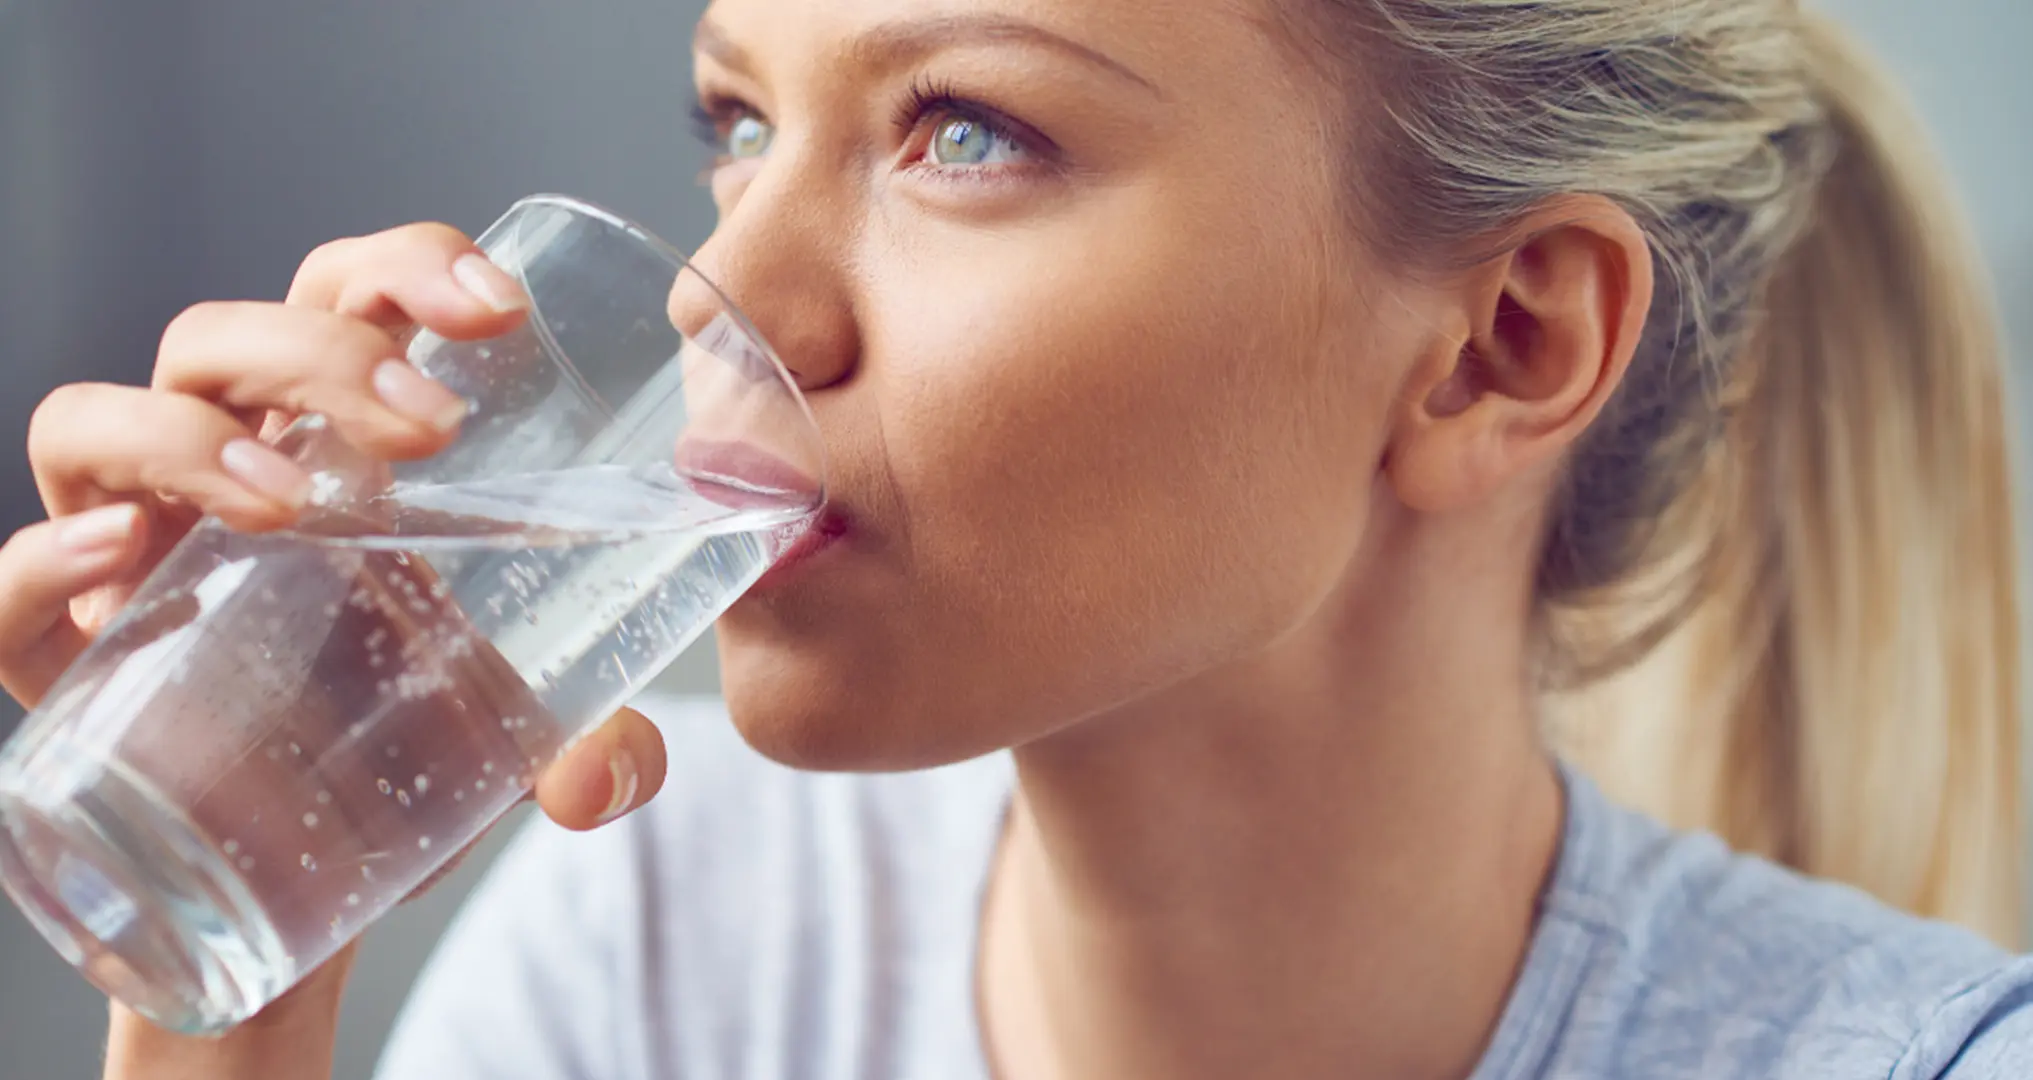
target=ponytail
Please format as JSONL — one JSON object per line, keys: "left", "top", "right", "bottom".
{"left": 1552, "top": 15, "right": 2024, "bottom": 946}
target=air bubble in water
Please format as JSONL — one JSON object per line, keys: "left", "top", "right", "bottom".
{"left": 300, "top": 854, "right": 317, "bottom": 871}
{"left": 417, "top": 837, "right": 433, "bottom": 851}
{"left": 482, "top": 762, "right": 495, "bottom": 775}
{"left": 361, "top": 866, "right": 376, "bottom": 882}
{"left": 396, "top": 790, "right": 412, "bottom": 808}
{"left": 323, "top": 603, "right": 341, "bottom": 618}
{"left": 346, "top": 893, "right": 361, "bottom": 907}
{"left": 238, "top": 856, "right": 255, "bottom": 870}
{"left": 316, "top": 790, "right": 332, "bottom": 805}
{"left": 288, "top": 742, "right": 302, "bottom": 756}
{"left": 500, "top": 717, "right": 514, "bottom": 730}
{"left": 222, "top": 839, "right": 240, "bottom": 855}
{"left": 513, "top": 716, "right": 529, "bottom": 731}
{"left": 453, "top": 790, "right": 466, "bottom": 802}
{"left": 301, "top": 812, "right": 319, "bottom": 828}
{"left": 414, "top": 775, "right": 431, "bottom": 795}
{"left": 369, "top": 654, "right": 384, "bottom": 669}
{"left": 385, "top": 745, "right": 401, "bottom": 759}
{"left": 376, "top": 778, "right": 393, "bottom": 795}
{"left": 475, "top": 780, "right": 488, "bottom": 792}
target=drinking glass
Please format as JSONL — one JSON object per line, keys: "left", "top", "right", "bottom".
{"left": 0, "top": 195, "right": 825, "bottom": 1033}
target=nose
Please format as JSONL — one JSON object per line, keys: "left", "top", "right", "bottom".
{"left": 665, "top": 171, "right": 859, "bottom": 396}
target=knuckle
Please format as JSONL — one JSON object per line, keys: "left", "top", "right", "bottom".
{"left": 0, "top": 521, "right": 41, "bottom": 568}
{"left": 28, "top": 382, "right": 108, "bottom": 457}
{"left": 293, "top": 236, "right": 361, "bottom": 288}
{"left": 386, "top": 220, "right": 475, "bottom": 258}
{"left": 156, "top": 303, "right": 264, "bottom": 374}
{"left": 156, "top": 300, "right": 235, "bottom": 360}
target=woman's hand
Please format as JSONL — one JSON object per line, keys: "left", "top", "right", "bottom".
{"left": 0, "top": 223, "right": 670, "bottom": 1080}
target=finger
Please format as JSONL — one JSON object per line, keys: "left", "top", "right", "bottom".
{"left": 29, "top": 382, "right": 309, "bottom": 531}
{"left": 0, "top": 506, "right": 147, "bottom": 707}
{"left": 533, "top": 707, "right": 668, "bottom": 831}
{"left": 287, "top": 222, "right": 530, "bottom": 337}
{"left": 156, "top": 301, "right": 467, "bottom": 460}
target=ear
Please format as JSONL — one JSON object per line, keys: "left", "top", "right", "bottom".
{"left": 1385, "top": 196, "right": 1653, "bottom": 514}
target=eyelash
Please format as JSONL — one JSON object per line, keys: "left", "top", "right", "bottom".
{"left": 686, "top": 79, "right": 1053, "bottom": 173}
{"left": 687, "top": 99, "right": 740, "bottom": 155}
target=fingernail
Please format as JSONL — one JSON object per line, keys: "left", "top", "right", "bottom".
{"left": 597, "top": 750, "right": 641, "bottom": 824}
{"left": 451, "top": 253, "right": 528, "bottom": 314}
{"left": 220, "top": 439, "right": 314, "bottom": 508}
{"left": 374, "top": 360, "right": 469, "bottom": 432}
{"left": 58, "top": 504, "right": 140, "bottom": 555}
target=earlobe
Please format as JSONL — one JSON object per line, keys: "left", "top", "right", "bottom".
{"left": 1385, "top": 196, "right": 1653, "bottom": 514}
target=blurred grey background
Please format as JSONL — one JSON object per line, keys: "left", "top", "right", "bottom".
{"left": 0, "top": 0, "right": 2027, "bottom": 1076}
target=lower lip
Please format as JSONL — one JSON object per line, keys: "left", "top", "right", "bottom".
{"left": 752, "top": 513, "right": 848, "bottom": 588}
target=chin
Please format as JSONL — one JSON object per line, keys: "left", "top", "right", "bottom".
{"left": 714, "top": 632, "right": 1017, "bottom": 774}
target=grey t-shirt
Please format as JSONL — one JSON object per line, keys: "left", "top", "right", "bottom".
{"left": 376, "top": 694, "right": 2033, "bottom": 1079}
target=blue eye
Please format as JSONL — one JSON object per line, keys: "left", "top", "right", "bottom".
{"left": 727, "top": 114, "right": 774, "bottom": 159}
{"left": 927, "top": 114, "right": 1025, "bottom": 167}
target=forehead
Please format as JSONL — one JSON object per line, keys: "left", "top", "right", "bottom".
{"left": 695, "top": 0, "right": 1291, "bottom": 82}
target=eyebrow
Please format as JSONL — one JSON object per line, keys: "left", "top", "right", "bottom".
{"left": 693, "top": 13, "right": 1162, "bottom": 97}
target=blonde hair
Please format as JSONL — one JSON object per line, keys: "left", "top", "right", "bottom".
{"left": 1302, "top": 2, "right": 2025, "bottom": 944}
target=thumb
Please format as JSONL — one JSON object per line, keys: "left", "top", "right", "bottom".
{"left": 532, "top": 707, "right": 667, "bottom": 831}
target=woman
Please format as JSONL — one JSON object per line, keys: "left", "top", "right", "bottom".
{"left": 2, "top": 0, "right": 2028, "bottom": 1076}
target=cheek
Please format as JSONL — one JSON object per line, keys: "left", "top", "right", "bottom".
{"left": 864, "top": 223, "right": 1387, "bottom": 690}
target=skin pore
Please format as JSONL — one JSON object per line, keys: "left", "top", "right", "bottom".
{"left": 690, "top": 2, "right": 1652, "bottom": 1079}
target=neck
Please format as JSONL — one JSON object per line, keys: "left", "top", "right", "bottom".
{"left": 981, "top": 520, "right": 1566, "bottom": 1080}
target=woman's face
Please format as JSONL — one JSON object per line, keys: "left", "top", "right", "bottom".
{"left": 697, "top": 0, "right": 1438, "bottom": 769}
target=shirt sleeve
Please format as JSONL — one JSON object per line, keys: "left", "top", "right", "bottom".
{"left": 1905, "top": 959, "right": 2033, "bottom": 1079}
{"left": 372, "top": 810, "right": 644, "bottom": 1080}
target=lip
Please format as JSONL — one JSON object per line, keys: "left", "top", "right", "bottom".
{"left": 673, "top": 438, "right": 824, "bottom": 511}
{"left": 754, "top": 508, "right": 850, "bottom": 588}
